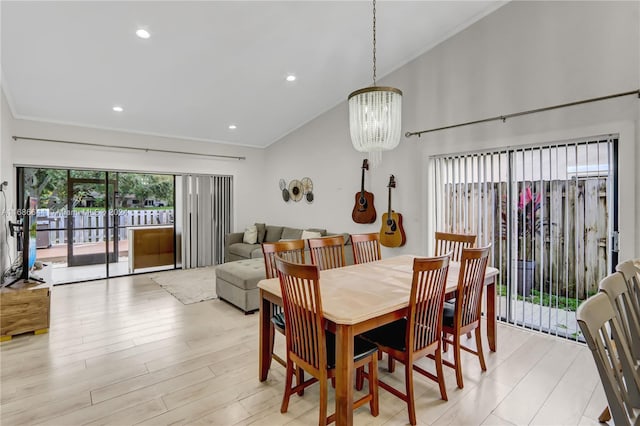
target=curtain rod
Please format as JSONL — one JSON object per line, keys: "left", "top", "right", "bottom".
{"left": 405, "top": 89, "right": 640, "bottom": 138}
{"left": 12, "top": 136, "right": 247, "bottom": 160}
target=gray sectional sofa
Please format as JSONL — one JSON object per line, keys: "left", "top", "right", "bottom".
{"left": 217, "top": 224, "right": 354, "bottom": 313}
{"left": 224, "top": 224, "right": 354, "bottom": 263}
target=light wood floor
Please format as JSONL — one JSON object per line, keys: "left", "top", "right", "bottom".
{"left": 1, "top": 274, "right": 609, "bottom": 425}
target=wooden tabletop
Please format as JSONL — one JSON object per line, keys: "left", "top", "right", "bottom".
{"left": 258, "top": 254, "right": 499, "bottom": 326}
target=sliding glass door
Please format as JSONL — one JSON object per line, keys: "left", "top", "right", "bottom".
{"left": 18, "top": 167, "right": 177, "bottom": 284}
{"left": 430, "top": 136, "right": 617, "bottom": 341}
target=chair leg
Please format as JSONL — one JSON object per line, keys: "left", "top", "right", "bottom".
{"left": 281, "top": 359, "right": 294, "bottom": 413}
{"left": 443, "top": 332, "right": 449, "bottom": 352}
{"left": 296, "top": 366, "right": 305, "bottom": 396}
{"left": 435, "top": 348, "right": 448, "bottom": 401}
{"left": 331, "top": 376, "right": 336, "bottom": 389}
{"left": 598, "top": 406, "right": 611, "bottom": 422}
{"left": 356, "top": 367, "right": 364, "bottom": 391}
{"left": 369, "top": 356, "right": 379, "bottom": 417}
{"left": 319, "top": 377, "right": 328, "bottom": 426}
{"left": 388, "top": 356, "right": 396, "bottom": 373}
{"left": 475, "top": 327, "right": 487, "bottom": 371}
{"left": 453, "top": 335, "right": 464, "bottom": 389}
{"left": 405, "top": 360, "right": 417, "bottom": 426}
{"left": 269, "top": 330, "right": 276, "bottom": 360}
{"left": 378, "top": 351, "right": 383, "bottom": 360}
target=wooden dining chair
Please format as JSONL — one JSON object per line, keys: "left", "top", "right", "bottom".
{"left": 351, "top": 233, "right": 382, "bottom": 264}
{"left": 616, "top": 260, "right": 640, "bottom": 321}
{"left": 577, "top": 293, "right": 640, "bottom": 426}
{"left": 434, "top": 232, "right": 476, "bottom": 262}
{"left": 261, "top": 240, "right": 306, "bottom": 373}
{"left": 599, "top": 272, "right": 640, "bottom": 364}
{"left": 441, "top": 245, "right": 490, "bottom": 389}
{"left": 307, "top": 235, "right": 346, "bottom": 271}
{"left": 275, "top": 257, "right": 379, "bottom": 425}
{"left": 362, "top": 255, "right": 450, "bottom": 425}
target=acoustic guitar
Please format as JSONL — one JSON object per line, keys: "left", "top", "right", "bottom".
{"left": 351, "top": 159, "right": 377, "bottom": 224}
{"left": 379, "top": 175, "right": 406, "bottom": 247}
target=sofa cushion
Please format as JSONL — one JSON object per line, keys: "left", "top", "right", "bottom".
{"left": 281, "top": 227, "right": 303, "bottom": 240}
{"left": 326, "top": 231, "right": 351, "bottom": 245}
{"left": 215, "top": 258, "right": 265, "bottom": 290}
{"left": 250, "top": 247, "right": 264, "bottom": 259}
{"left": 255, "top": 223, "right": 266, "bottom": 243}
{"left": 265, "top": 226, "right": 284, "bottom": 242}
{"left": 229, "top": 243, "right": 260, "bottom": 259}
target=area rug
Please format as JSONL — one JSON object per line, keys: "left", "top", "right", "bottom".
{"left": 149, "top": 266, "right": 217, "bottom": 304}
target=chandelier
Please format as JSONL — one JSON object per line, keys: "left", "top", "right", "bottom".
{"left": 348, "top": 0, "right": 402, "bottom": 167}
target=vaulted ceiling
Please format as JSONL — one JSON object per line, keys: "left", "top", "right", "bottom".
{"left": 2, "top": 1, "right": 504, "bottom": 148}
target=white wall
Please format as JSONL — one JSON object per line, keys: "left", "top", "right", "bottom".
{"left": 9, "top": 114, "right": 267, "bottom": 235}
{"left": 263, "top": 1, "right": 640, "bottom": 259}
{"left": 1, "top": 89, "right": 16, "bottom": 276}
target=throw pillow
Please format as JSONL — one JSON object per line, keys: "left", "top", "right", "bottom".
{"left": 301, "top": 230, "right": 322, "bottom": 240}
{"left": 306, "top": 228, "right": 327, "bottom": 236}
{"left": 281, "top": 227, "right": 303, "bottom": 240}
{"left": 255, "top": 223, "right": 266, "bottom": 243}
{"left": 243, "top": 225, "right": 258, "bottom": 244}
{"left": 265, "top": 226, "right": 284, "bottom": 242}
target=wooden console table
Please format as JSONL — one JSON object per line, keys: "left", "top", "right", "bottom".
{"left": 1, "top": 277, "right": 52, "bottom": 341}
{"left": 128, "top": 225, "right": 175, "bottom": 273}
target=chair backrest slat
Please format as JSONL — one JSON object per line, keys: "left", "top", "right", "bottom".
{"left": 262, "top": 240, "right": 306, "bottom": 279}
{"left": 454, "top": 246, "right": 490, "bottom": 329}
{"left": 408, "top": 256, "right": 450, "bottom": 353}
{"left": 435, "top": 232, "right": 476, "bottom": 262}
{"left": 276, "top": 257, "right": 326, "bottom": 374}
{"left": 599, "top": 272, "right": 640, "bottom": 364}
{"left": 308, "top": 236, "right": 346, "bottom": 271}
{"left": 351, "top": 233, "right": 382, "bottom": 265}
{"left": 615, "top": 260, "right": 640, "bottom": 323}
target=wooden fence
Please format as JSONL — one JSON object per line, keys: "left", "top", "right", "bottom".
{"left": 39, "top": 209, "right": 174, "bottom": 245}
{"left": 443, "top": 178, "right": 608, "bottom": 299}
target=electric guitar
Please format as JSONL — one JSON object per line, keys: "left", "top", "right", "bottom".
{"left": 379, "top": 175, "right": 406, "bottom": 247}
{"left": 351, "top": 159, "right": 377, "bottom": 224}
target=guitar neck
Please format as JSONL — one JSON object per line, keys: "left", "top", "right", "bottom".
{"left": 387, "top": 188, "right": 392, "bottom": 216}
{"left": 360, "top": 169, "right": 365, "bottom": 194}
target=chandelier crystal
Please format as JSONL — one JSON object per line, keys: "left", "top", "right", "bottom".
{"left": 348, "top": 0, "right": 402, "bottom": 166}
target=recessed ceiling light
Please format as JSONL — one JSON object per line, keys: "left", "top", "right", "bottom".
{"left": 286, "top": 74, "right": 297, "bottom": 82}
{"left": 136, "top": 29, "right": 150, "bottom": 39}
{"left": 228, "top": 124, "right": 237, "bottom": 130}
{"left": 112, "top": 106, "right": 123, "bottom": 112}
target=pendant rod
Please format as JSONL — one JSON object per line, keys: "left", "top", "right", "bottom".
{"left": 12, "top": 136, "right": 246, "bottom": 160}
{"left": 405, "top": 89, "right": 640, "bottom": 138}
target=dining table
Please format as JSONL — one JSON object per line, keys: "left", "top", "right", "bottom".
{"left": 257, "top": 254, "right": 500, "bottom": 426}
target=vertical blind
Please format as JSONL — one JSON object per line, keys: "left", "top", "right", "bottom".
{"left": 181, "top": 174, "right": 233, "bottom": 268}
{"left": 430, "top": 136, "right": 616, "bottom": 340}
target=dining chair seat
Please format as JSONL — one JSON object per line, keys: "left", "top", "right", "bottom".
{"left": 442, "top": 302, "right": 455, "bottom": 327}
{"left": 271, "top": 312, "right": 286, "bottom": 330}
{"left": 325, "top": 333, "right": 378, "bottom": 369}
{"left": 363, "top": 319, "right": 408, "bottom": 351}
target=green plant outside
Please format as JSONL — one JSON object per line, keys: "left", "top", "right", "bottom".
{"left": 497, "top": 284, "right": 596, "bottom": 312}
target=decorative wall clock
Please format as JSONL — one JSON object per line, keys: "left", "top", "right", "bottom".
{"left": 279, "top": 177, "right": 314, "bottom": 203}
